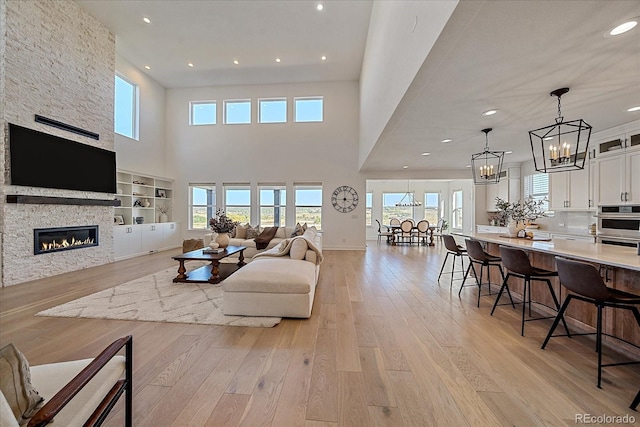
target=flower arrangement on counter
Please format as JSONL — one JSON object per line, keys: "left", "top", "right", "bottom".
{"left": 209, "top": 208, "right": 239, "bottom": 233}
{"left": 494, "top": 197, "right": 548, "bottom": 225}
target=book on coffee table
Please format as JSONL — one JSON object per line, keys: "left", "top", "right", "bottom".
{"left": 203, "top": 248, "right": 225, "bottom": 254}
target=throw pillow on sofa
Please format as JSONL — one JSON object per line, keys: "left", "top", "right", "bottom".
{"left": 291, "top": 223, "right": 305, "bottom": 237}
{"left": 234, "top": 224, "right": 249, "bottom": 239}
{"left": 0, "top": 344, "right": 44, "bottom": 425}
{"left": 246, "top": 225, "right": 260, "bottom": 239}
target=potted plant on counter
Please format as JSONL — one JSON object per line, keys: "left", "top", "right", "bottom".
{"left": 495, "top": 197, "right": 547, "bottom": 237}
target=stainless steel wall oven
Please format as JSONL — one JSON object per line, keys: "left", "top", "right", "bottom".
{"left": 596, "top": 205, "right": 640, "bottom": 247}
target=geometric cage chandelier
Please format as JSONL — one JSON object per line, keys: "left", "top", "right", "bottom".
{"left": 528, "top": 87, "right": 592, "bottom": 173}
{"left": 471, "top": 128, "right": 504, "bottom": 185}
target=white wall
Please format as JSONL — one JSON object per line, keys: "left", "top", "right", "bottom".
{"left": 359, "top": 0, "right": 458, "bottom": 168}
{"left": 114, "top": 54, "right": 167, "bottom": 177}
{"left": 165, "top": 81, "right": 365, "bottom": 250}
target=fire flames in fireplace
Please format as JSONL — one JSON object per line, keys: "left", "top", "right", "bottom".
{"left": 41, "top": 236, "right": 95, "bottom": 252}
{"left": 34, "top": 225, "right": 99, "bottom": 255}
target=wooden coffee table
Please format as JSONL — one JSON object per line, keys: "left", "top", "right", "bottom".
{"left": 172, "top": 246, "right": 247, "bottom": 284}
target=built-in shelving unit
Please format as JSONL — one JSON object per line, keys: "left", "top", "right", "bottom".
{"left": 115, "top": 170, "right": 173, "bottom": 225}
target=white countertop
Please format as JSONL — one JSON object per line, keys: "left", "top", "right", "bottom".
{"left": 461, "top": 232, "right": 640, "bottom": 272}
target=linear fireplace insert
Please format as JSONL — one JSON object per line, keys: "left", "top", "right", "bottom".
{"left": 34, "top": 225, "right": 99, "bottom": 255}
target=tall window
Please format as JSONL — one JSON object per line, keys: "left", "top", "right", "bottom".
{"left": 452, "top": 190, "right": 463, "bottom": 229}
{"left": 224, "top": 100, "right": 251, "bottom": 124}
{"left": 259, "top": 98, "right": 287, "bottom": 123}
{"left": 259, "top": 184, "right": 286, "bottom": 226}
{"left": 114, "top": 75, "right": 138, "bottom": 139}
{"left": 365, "top": 191, "right": 373, "bottom": 226}
{"left": 294, "top": 97, "right": 323, "bottom": 122}
{"left": 189, "top": 184, "right": 215, "bottom": 229}
{"left": 423, "top": 192, "right": 440, "bottom": 225}
{"left": 190, "top": 101, "right": 216, "bottom": 125}
{"left": 224, "top": 184, "right": 251, "bottom": 223}
{"left": 295, "top": 184, "right": 322, "bottom": 229}
{"left": 524, "top": 173, "right": 550, "bottom": 211}
{"left": 382, "top": 193, "right": 413, "bottom": 224}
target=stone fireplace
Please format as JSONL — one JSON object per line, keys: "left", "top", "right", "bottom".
{"left": 34, "top": 225, "right": 99, "bottom": 255}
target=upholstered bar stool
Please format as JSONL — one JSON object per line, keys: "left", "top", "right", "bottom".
{"left": 542, "top": 257, "right": 640, "bottom": 390}
{"left": 491, "top": 246, "right": 569, "bottom": 336}
{"left": 459, "top": 239, "right": 514, "bottom": 308}
{"left": 438, "top": 235, "right": 468, "bottom": 289}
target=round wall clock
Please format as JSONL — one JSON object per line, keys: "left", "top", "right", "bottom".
{"left": 332, "top": 186, "right": 359, "bottom": 213}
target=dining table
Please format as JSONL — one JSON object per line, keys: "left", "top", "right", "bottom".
{"left": 385, "top": 223, "right": 436, "bottom": 246}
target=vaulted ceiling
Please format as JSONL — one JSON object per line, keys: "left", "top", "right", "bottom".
{"left": 77, "top": 0, "right": 640, "bottom": 172}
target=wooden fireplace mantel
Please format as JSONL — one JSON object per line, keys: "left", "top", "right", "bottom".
{"left": 6, "top": 195, "right": 121, "bottom": 207}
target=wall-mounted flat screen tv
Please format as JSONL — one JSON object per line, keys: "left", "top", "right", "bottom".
{"left": 9, "top": 123, "right": 117, "bottom": 194}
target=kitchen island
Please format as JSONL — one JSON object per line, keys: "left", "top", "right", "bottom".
{"left": 460, "top": 232, "right": 639, "bottom": 356}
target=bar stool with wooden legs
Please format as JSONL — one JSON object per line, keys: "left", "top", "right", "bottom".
{"left": 459, "top": 239, "right": 514, "bottom": 308}
{"left": 631, "top": 389, "right": 640, "bottom": 411}
{"left": 491, "top": 246, "right": 570, "bottom": 336}
{"left": 542, "top": 257, "right": 640, "bottom": 393}
{"left": 438, "top": 235, "right": 468, "bottom": 289}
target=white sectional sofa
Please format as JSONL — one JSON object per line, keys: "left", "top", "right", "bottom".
{"left": 204, "top": 226, "right": 297, "bottom": 260}
{"left": 222, "top": 227, "right": 322, "bottom": 318}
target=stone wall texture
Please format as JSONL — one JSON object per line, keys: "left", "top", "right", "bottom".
{"left": 1, "top": 0, "right": 116, "bottom": 286}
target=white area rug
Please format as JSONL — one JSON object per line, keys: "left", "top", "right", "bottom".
{"left": 36, "top": 263, "right": 281, "bottom": 327}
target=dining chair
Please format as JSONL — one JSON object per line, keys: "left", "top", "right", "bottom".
{"left": 375, "top": 219, "right": 394, "bottom": 244}
{"left": 390, "top": 218, "right": 401, "bottom": 227}
{"left": 398, "top": 219, "right": 415, "bottom": 245}
{"left": 432, "top": 218, "right": 445, "bottom": 243}
{"left": 416, "top": 220, "right": 430, "bottom": 245}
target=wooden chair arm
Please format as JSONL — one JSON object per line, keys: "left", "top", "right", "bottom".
{"left": 27, "top": 336, "right": 133, "bottom": 427}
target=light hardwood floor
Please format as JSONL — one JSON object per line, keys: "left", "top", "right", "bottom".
{"left": 1, "top": 243, "right": 638, "bottom": 426}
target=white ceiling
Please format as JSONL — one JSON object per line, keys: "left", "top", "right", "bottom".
{"left": 76, "top": 0, "right": 640, "bottom": 172}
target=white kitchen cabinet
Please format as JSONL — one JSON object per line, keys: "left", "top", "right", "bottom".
{"left": 593, "top": 123, "right": 640, "bottom": 205}
{"left": 549, "top": 166, "right": 591, "bottom": 210}
{"left": 595, "top": 149, "right": 640, "bottom": 205}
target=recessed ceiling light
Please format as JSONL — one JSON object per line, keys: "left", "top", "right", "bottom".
{"left": 465, "top": 164, "right": 471, "bottom": 168}
{"left": 505, "top": 151, "right": 513, "bottom": 154}
{"left": 144, "top": 65, "right": 151, "bottom": 70}
{"left": 187, "top": 62, "right": 194, "bottom": 67}
{"left": 317, "top": 3, "right": 324, "bottom": 11}
{"left": 482, "top": 109, "right": 498, "bottom": 116}
{"left": 275, "top": 58, "right": 281, "bottom": 63}
{"left": 321, "top": 55, "right": 327, "bottom": 61}
{"left": 610, "top": 20, "right": 637, "bottom": 36}
{"left": 233, "top": 60, "right": 239, "bottom": 65}
{"left": 421, "top": 152, "right": 431, "bottom": 156}
{"left": 628, "top": 106, "right": 640, "bottom": 112}
{"left": 143, "top": 17, "right": 151, "bottom": 24}
{"left": 441, "top": 138, "right": 452, "bottom": 143}
{"left": 402, "top": 165, "right": 409, "bottom": 169}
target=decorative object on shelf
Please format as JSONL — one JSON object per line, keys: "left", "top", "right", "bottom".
{"left": 529, "top": 87, "right": 592, "bottom": 173}
{"left": 135, "top": 217, "right": 144, "bottom": 224}
{"left": 209, "top": 209, "right": 239, "bottom": 248}
{"left": 156, "top": 189, "right": 166, "bottom": 198}
{"left": 495, "top": 197, "right": 547, "bottom": 237}
{"left": 133, "top": 199, "right": 143, "bottom": 207}
{"left": 157, "top": 203, "right": 169, "bottom": 223}
{"left": 114, "top": 215, "right": 125, "bottom": 225}
{"left": 471, "top": 128, "right": 504, "bottom": 185}
{"left": 331, "top": 186, "right": 359, "bottom": 213}
{"left": 117, "top": 188, "right": 123, "bottom": 195}
{"left": 395, "top": 180, "right": 422, "bottom": 207}
{"left": 143, "top": 198, "right": 151, "bottom": 208}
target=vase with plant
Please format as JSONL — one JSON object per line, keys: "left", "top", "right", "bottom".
{"left": 495, "top": 197, "right": 547, "bottom": 237}
{"left": 157, "top": 203, "right": 170, "bottom": 223}
{"left": 209, "top": 209, "right": 239, "bottom": 248}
